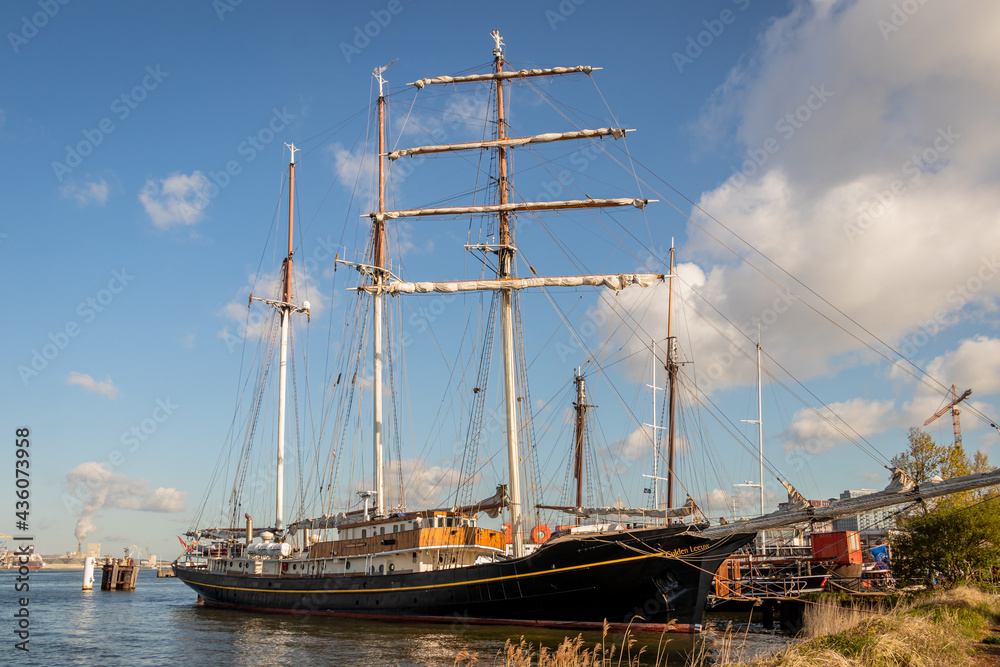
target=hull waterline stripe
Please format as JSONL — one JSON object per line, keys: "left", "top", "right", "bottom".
{"left": 180, "top": 547, "right": 713, "bottom": 595}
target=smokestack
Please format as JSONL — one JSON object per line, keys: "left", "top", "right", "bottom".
{"left": 77, "top": 541, "right": 81, "bottom": 555}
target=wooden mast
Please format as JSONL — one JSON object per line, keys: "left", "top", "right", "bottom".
{"left": 572, "top": 371, "right": 593, "bottom": 525}
{"left": 492, "top": 30, "right": 525, "bottom": 558}
{"left": 665, "top": 243, "right": 677, "bottom": 515}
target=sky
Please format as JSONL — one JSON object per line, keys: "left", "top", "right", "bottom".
{"left": 3, "top": 0, "right": 1000, "bottom": 560}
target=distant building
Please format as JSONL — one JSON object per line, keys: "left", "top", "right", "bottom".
{"left": 831, "top": 489, "right": 903, "bottom": 532}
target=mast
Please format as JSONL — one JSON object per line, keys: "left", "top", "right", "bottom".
{"left": 651, "top": 344, "right": 658, "bottom": 513}
{"left": 372, "top": 61, "right": 395, "bottom": 518}
{"left": 492, "top": 30, "right": 525, "bottom": 559}
{"left": 248, "top": 144, "right": 310, "bottom": 535}
{"left": 755, "top": 328, "right": 765, "bottom": 550}
{"left": 572, "top": 370, "right": 592, "bottom": 526}
{"left": 347, "top": 36, "right": 662, "bottom": 542}
{"left": 276, "top": 143, "right": 298, "bottom": 532}
{"left": 735, "top": 326, "right": 766, "bottom": 548}
{"left": 665, "top": 242, "right": 677, "bottom": 514}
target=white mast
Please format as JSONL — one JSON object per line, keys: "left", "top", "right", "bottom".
{"left": 643, "top": 341, "right": 666, "bottom": 520}
{"left": 492, "top": 30, "right": 525, "bottom": 559}
{"left": 249, "top": 142, "right": 310, "bottom": 533}
{"left": 277, "top": 313, "right": 288, "bottom": 531}
{"left": 275, "top": 144, "right": 298, "bottom": 532}
{"left": 739, "top": 325, "right": 765, "bottom": 549}
{"left": 756, "top": 328, "right": 765, "bottom": 549}
{"left": 372, "top": 60, "right": 395, "bottom": 518}
{"left": 651, "top": 344, "right": 658, "bottom": 512}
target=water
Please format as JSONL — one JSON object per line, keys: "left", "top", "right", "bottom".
{"left": 3, "top": 569, "right": 704, "bottom": 666}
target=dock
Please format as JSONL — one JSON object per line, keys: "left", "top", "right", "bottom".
{"left": 101, "top": 558, "right": 139, "bottom": 590}
{"left": 710, "top": 531, "right": 894, "bottom": 633}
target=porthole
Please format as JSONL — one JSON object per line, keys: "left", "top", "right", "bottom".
{"left": 345, "top": 560, "right": 351, "bottom": 570}
{"left": 388, "top": 563, "right": 395, "bottom": 572}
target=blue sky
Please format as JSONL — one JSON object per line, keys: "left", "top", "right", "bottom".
{"left": 3, "top": 0, "right": 1000, "bottom": 559}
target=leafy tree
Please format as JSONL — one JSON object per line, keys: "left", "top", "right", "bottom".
{"left": 942, "top": 440, "right": 971, "bottom": 479}
{"left": 891, "top": 427, "right": 946, "bottom": 483}
{"left": 890, "top": 497, "right": 1000, "bottom": 588}
{"left": 973, "top": 450, "right": 992, "bottom": 474}
{"left": 889, "top": 427, "right": 998, "bottom": 587}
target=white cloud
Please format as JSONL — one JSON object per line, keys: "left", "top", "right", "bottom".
{"left": 59, "top": 178, "right": 109, "bottom": 206}
{"left": 600, "top": 1, "right": 1000, "bottom": 394}
{"left": 329, "top": 142, "right": 374, "bottom": 205}
{"left": 925, "top": 336, "right": 1000, "bottom": 396}
{"left": 399, "top": 459, "right": 464, "bottom": 509}
{"left": 66, "top": 371, "right": 119, "bottom": 399}
{"left": 895, "top": 335, "right": 1000, "bottom": 429}
{"left": 65, "top": 462, "right": 187, "bottom": 542}
{"left": 786, "top": 398, "right": 895, "bottom": 455}
{"left": 610, "top": 424, "right": 655, "bottom": 462}
{"left": 139, "top": 171, "right": 210, "bottom": 229}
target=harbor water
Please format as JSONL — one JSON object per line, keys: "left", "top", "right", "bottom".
{"left": 3, "top": 569, "right": 713, "bottom": 666}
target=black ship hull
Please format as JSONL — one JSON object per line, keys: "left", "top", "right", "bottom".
{"left": 173, "top": 525, "right": 755, "bottom": 630}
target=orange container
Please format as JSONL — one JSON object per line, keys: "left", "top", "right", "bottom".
{"left": 810, "top": 531, "right": 862, "bottom": 564}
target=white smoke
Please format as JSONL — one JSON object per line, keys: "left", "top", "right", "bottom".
{"left": 65, "top": 462, "right": 187, "bottom": 543}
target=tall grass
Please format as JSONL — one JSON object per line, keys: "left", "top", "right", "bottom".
{"left": 463, "top": 587, "right": 1000, "bottom": 666}
{"left": 749, "top": 586, "right": 1000, "bottom": 667}
{"left": 468, "top": 621, "right": 655, "bottom": 667}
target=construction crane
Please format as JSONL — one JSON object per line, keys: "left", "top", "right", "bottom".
{"left": 923, "top": 385, "right": 972, "bottom": 447}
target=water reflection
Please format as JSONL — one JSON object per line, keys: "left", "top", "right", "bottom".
{"left": 9, "top": 570, "right": 700, "bottom": 666}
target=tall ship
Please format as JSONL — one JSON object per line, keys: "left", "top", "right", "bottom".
{"left": 173, "top": 32, "right": 1000, "bottom": 629}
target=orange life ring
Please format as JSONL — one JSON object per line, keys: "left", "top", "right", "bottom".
{"left": 530, "top": 525, "right": 551, "bottom": 544}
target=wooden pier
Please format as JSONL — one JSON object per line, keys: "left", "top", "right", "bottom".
{"left": 100, "top": 558, "right": 139, "bottom": 590}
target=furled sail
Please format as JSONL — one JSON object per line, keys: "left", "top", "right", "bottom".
{"left": 368, "top": 198, "right": 654, "bottom": 223}
{"left": 284, "top": 487, "right": 510, "bottom": 533}
{"left": 409, "top": 66, "right": 599, "bottom": 88}
{"left": 185, "top": 527, "right": 278, "bottom": 541}
{"left": 388, "top": 128, "right": 632, "bottom": 160}
{"left": 454, "top": 484, "right": 509, "bottom": 519}
{"left": 357, "top": 273, "right": 666, "bottom": 295}
{"left": 539, "top": 496, "right": 700, "bottom": 520}
{"left": 286, "top": 513, "right": 354, "bottom": 534}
